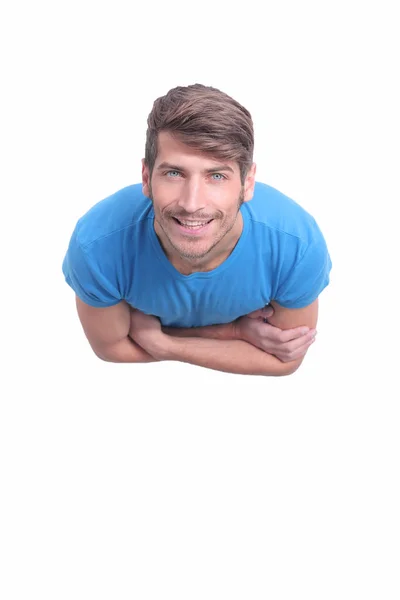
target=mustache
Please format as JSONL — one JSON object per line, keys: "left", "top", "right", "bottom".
{"left": 166, "top": 212, "right": 217, "bottom": 220}
{"left": 148, "top": 195, "right": 217, "bottom": 221}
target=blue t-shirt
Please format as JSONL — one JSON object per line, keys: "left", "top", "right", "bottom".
{"left": 62, "top": 182, "right": 332, "bottom": 327}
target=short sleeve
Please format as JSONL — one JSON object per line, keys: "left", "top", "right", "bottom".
{"left": 274, "top": 230, "right": 332, "bottom": 309}
{"left": 62, "top": 230, "right": 121, "bottom": 307}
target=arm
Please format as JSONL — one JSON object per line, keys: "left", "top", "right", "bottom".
{"left": 74, "top": 294, "right": 278, "bottom": 369}
{"left": 162, "top": 322, "right": 236, "bottom": 340}
{"left": 250, "top": 298, "right": 319, "bottom": 371}
{"left": 154, "top": 335, "right": 294, "bottom": 377}
{"left": 95, "top": 313, "right": 280, "bottom": 372}
{"left": 129, "top": 299, "right": 319, "bottom": 376}
{"left": 163, "top": 305, "right": 317, "bottom": 363}
{"left": 74, "top": 295, "right": 158, "bottom": 363}
{"left": 79, "top": 296, "right": 316, "bottom": 375}
{"left": 129, "top": 311, "right": 295, "bottom": 377}
{"left": 266, "top": 299, "right": 319, "bottom": 331}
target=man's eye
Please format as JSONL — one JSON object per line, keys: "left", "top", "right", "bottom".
{"left": 164, "top": 171, "right": 225, "bottom": 180}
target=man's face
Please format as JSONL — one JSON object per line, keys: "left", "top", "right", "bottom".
{"left": 142, "top": 131, "right": 256, "bottom": 263}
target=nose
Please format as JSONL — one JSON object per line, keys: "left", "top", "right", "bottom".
{"left": 176, "top": 178, "right": 206, "bottom": 213}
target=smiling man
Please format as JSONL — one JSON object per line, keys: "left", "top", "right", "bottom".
{"left": 149, "top": 133, "right": 249, "bottom": 274}
{"left": 62, "top": 83, "right": 332, "bottom": 376}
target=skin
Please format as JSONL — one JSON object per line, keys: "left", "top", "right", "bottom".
{"left": 142, "top": 131, "right": 256, "bottom": 275}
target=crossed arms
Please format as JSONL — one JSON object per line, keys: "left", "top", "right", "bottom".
{"left": 75, "top": 295, "right": 319, "bottom": 377}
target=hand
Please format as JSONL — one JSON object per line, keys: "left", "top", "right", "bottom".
{"left": 129, "top": 309, "right": 166, "bottom": 356}
{"left": 236, "top": 305, "right": 317, "bottom": 363}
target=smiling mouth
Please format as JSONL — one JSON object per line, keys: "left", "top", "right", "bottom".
{"left": 172, "top": 217, "right": 214, "bottom": 230}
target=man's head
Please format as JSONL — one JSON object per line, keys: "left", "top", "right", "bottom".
{"left": 142, "top": 84, "right": 256, "bottom": 265}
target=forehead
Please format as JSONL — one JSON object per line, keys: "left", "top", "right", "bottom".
{"left": 155, "top": 131, "right": 239, "bottom": 172}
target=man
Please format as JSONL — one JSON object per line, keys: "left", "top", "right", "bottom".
{"left": 62, "top": 83, "right": 332, "bottom": 377}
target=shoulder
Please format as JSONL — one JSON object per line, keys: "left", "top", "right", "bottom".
{"left": 74, "top": 183, "right": 152, "bottom": 249}
{"left": 244, "top": 181, "right": 322, "bottom": 246}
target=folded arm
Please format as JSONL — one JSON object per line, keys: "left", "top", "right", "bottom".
{"left": 74, "top": 296, "right": 317, "bottom": 377}
{"left": 129, "top": 300, "right": 319, "bottom": 376}
{"left": 75, "top": 296, "right": 157, "bottom": 363}
{"left": 128, "top": 310, "right": 299, "bottom": 377}
{"left": 150, "top": 333, "right": 294, "bottom": 376}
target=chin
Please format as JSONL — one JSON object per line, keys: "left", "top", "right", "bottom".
{"left": 174, "top": 242, "right": 213, "bottom": 260}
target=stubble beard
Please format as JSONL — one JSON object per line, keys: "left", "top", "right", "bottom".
{"left": 149, "top": 183, "right": 245, "bottom": 262}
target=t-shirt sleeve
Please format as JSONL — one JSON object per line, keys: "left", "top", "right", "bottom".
{"left": 273, "top": 227, "right": 332, "bottom": 309}
{"left": 62, "top": 230, "right": 122, "bottom": 307}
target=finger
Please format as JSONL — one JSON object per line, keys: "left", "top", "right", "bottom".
{"left": 246, "top": 309, "right": 265, "bottom": 319}
{"left": 262, "top": 305, "right": 274, "bottom": 317}
{"left": 288, "top": 336, "right": 317, "bottom": 360}
{"left": 275, "top": 326, "right": 315, "bottom": 343}
{"left": 257, "top": 322, "right": 298, "bottom": 342}
{"left": 282, "top": 333, "right": 317, "bottom": 359}
{"left": 246, "top": 305, "right": 274, "bottom": 320}
{"left": 275, "top": 336, "right": 317, "bottom": 362}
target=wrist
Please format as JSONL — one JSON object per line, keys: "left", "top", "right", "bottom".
{"left": 232, "top": 318, "right": 245, "bottom": 342}
{"left": 148, "top": 333, "right": 177, "bottom": 361}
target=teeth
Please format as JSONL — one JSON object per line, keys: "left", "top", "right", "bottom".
{"left": 178, "top": 220, "right": 210, "bottom": 227}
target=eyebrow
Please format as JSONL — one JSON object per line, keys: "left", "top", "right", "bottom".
{"left": 156, "top": 161, "right": 235, "bottom": 174}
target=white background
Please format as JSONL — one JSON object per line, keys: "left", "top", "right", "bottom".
{"left": 1, "top": 0, "right": 399, "bottom": 598}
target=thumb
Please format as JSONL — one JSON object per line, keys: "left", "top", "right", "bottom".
{"left": 246, "top": 305, "right": 274, "bottom": 320}
{"left": 262, "top": 305, "right": 274, "bottom": 317}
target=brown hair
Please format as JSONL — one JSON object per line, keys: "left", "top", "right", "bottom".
{"left": 144, "top": 83, "right": 254, "bottom": 185}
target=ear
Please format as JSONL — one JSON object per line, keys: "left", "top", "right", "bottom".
{"left": 142, "top": 159, "right": 151, "bottom": 197}
{"left": 243, "top": 162, "right": 256, "bottom": 202}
